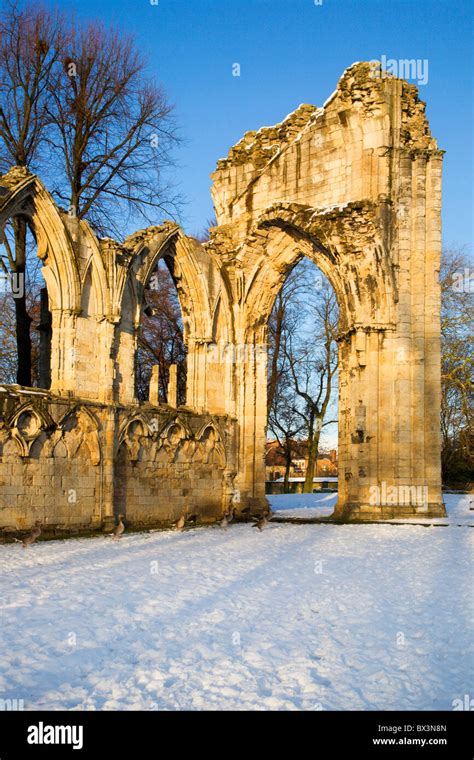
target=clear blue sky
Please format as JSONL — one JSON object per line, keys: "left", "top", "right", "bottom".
{"left": 47, "top": 0, "right": 472, "bottom": 248}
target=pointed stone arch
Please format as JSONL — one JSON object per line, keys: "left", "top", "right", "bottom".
{"left": 77, "top": 221, "right": 111, "bottom": 318}
{"left": 52, "top": 438, "right": 68, "bottom": 459}
{"left": 28, "top": 432, "right": 49, "bottom": 459}
{"left": 109, "top": 224, "right": 215, "bottom": 405}
{"left": 117, "top": 414, "right": 152, "bottom": 462}
{"left": 240, "top": 202, "right": 396, "bottom": 341}
{"left": 0, "top": 168, "right": 82, "bottom": 395}
{"left": 121, "top": 223, "right": 213, "bottom": 340}
{"left": 0, "top": 168, "right": 81, "bottom": 312}
{"left": 118, "top": 413, "right": 151, "bottom": 444}
{"left": 196, "top": 419, "right": 226, "bottom": 444}
{"left": 193, "top": 422, "right": 226, "bottom": 467}
{"left": 58, "top": 404, "right": 100, "bottom": 432}
{"left": 7, "top": 400, "right": 55, "bottom": 434}
{"left": 6, "top": 402, "right": 55, "bottom": 457}
{"left": 58, "top": 406, "right": 101, "bottom": 465}
{"left": 159, "top": 417, "right": 192, "bottom": 443}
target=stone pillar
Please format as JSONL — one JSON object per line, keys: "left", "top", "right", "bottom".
{"left": 49, "top": 308, "right": 77, "bottom": 395}
{"left": 332, "top": 317, "right": 446, "bottom": 520}
{"left": 102, "top": 407, "right": 117, "bottom": 530}
{"left": 115, "top": 331, "right": 138, "bottom": 405}
{"left": 424, "top": 152, "right": 444, "bottom": 512}
{"left": 149, "top": 364, "right": 160, "bottom": 405}
{"left": 186, "top": 339, "right": 206, "bottom": 411}
{"left": 167, "top": 364, "right": 177, "bottom": 407}
{"left": 186, "top": 339, "right": 237, "bottom": 416}
{"left": 98, "top": 320, "right": 117, "bottom": 404}
{"left": 234, "top": 334, "right": 269, "bottom": 513}
{"left": 333, "top": 329, "right": 379, "bottom": 518}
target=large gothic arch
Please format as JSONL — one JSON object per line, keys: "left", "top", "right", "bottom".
{"left": 239, "top": 202, "right": 396, "bottom": 336}
{"left": 206, "top": 61, "right": 445, "bottom": 519}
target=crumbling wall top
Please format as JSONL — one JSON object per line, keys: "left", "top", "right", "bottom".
{"left": 215, "top": 103, "right": 318, "bottom": 171}
{"left": 210, "top": 62, "right": 441, "bottom": 230}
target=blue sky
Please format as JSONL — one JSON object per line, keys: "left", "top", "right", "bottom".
{"left": 46, "top": 0, "right": 472, "bottom": 248}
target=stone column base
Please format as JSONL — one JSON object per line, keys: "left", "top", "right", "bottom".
{"left": 331, "top": 500, "right": 447, "bottom": 521}
{"left": 237, "top": 495, "right": 271, "bottom": 515}
{"left": 102, "top": 516, "right": 116, "bottom": 532}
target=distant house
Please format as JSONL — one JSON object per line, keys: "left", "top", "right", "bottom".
{"left": 265, "top": 440, "right": 309, "bottom": 481}
{"left": 265, "top": 440, "right": 338, "bottom": 486}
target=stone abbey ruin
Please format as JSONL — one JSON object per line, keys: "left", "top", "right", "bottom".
{"left": 0, "top": 62, "right": 447, "bottom": 537}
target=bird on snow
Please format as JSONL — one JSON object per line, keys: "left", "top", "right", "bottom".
{"left": 186, "top": 513, "right": 198, "bottom": 525}
{"left": 174, "top": 513, "right": 186, "bottom": 532}
{"left": 220, "top": 506, "right": 237, "bottom": 530}
{"left": 14, "top": 522, "right": 41, "bottom": 548}
{"left": 253, "top": 513, "right": 269, "bottom": 531}
{"left": 112, "top": 514, "right": 125, "bottom": 540}
{"left": 219, "top": 512, "right": 232, "bottom": 530}
{"left": 220, "top": 513, "right": 229, "bottom": 530}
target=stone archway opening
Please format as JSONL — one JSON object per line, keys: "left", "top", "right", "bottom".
{"left": 226, "top": 215, "right": 353, "bottom": 515}
{"left": 136, "top": 256, "right": 187, "bottom": 405}
{"left": 0, "top": 215, "right": 52, "bottom": 389}
{"left": 266, "top": 256, "right": 339, "bottom": 498}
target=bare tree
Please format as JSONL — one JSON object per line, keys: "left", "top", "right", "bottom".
{"left": 0, "top": 1, "right": 66, "bottom": 171}
{"left": 267, "top": 259, "right": 339, "bottom": 492}
{"left": 46, "top": 21, "right": 180, "bottom": 236}
{"left": 0, "top": 1, "right": 66, "bottom": 385}
{"left": 267, "top": 266, "right": 302, "bottom": 413}
{"left": 268, "top": 385, "right": 306, "bottom": 493}
{"left": 440, "top": 247, "right": 473, "bottom": 485}
{"left": 0, "top": 3, "right": 180, "bottom": 387}
{"left": 286, "top": 282, "right": 339, "bottom": 492}
{"left": 137, "top": 260, "right": 186, "bottom": 404}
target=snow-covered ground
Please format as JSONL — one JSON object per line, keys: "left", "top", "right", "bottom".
{"left": 270, "top": 491, "right": 474, "bottom": 524}
{"left": 271, "top": 491, "right": 338, "bottom": 518}
{"left": 0, "top": 494, "right": 472, "bottom": 711}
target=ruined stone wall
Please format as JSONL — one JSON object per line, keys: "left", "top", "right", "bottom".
{"left": 0, "top": 387, "right": 236, "bottom": 537}
{"left": 0, "top": 61, "right": 445, "bottom": 526}
{"left": 0, "top": 165, "right": 240, "bottom": 536}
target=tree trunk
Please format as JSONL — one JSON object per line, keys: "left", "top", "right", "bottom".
{"left": 284, "top": 444, "right": 292, "bottom": 493}
{"left": 13, "top": 218, "right": 32, "bottom": 387}
{"left": 38, "top": 287, "right": 52, "bottom": 389}
{"left": 303, "top": 425, "right": 321, "bottom": 493}
{"left": 267, "top": 293, "right": 284, "bottom": 414}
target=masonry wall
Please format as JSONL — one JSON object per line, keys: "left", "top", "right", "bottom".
{"left": 0, "top": 388, "right": 236, "bottom": 538}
